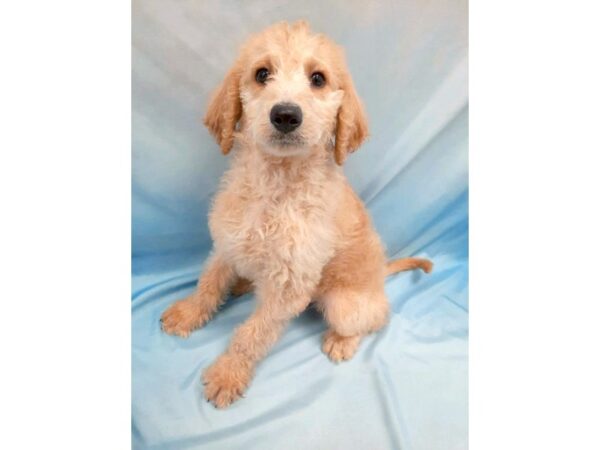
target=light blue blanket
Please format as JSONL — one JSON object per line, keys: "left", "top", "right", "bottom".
{"left": 133, "top": 1, "right": 468, "bottom": 448}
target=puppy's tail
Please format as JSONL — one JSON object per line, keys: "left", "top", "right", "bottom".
{"left": 386, "top": 257, "right": 433, "bottom": 276}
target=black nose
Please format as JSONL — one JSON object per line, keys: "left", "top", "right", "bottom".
{"left": 270, "top": 103, "right": 302, "bottom": 133}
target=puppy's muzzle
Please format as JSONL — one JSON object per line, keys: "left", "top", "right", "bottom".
{"left": 270, "top": 103, "right": 302, "bottom": 133}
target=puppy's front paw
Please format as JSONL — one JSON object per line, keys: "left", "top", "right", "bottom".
{"left": 160, "top": 298, "right": 209, "bottom": 338}
{"left": 322, "top": 330, "right": 360, "bottom": 363}
{"left": 202, "top": 355, "right": 252, "bottom": 408}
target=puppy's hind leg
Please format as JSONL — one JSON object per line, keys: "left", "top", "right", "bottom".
{"left": 161, "top": 253, "right": 234, "bottom": 338}
{"left": 318, "top": 289, "right": 390, "bottom": 363}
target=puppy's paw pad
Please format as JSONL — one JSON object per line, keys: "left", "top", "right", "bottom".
{"left": 322, "top": 331, "right": 360, "bottom": 363}
{"left": 160, "top": 299, "right": 208, "bottom": 338}
{"left": 202, "top": 356, "right": 251, "bottom": 408}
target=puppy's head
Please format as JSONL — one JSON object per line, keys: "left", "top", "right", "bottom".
{"left": 204, "top": 21, "right": 368, "bottom": 165}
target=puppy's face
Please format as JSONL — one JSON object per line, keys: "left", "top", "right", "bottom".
{"left": 239, "top": 28, "right": 344, "bottom": 158}
{"left": 204, "top": 21, "right": 368, "bottom": 165}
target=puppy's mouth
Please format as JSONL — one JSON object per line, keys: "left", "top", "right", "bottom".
{"left": 269, "top": 132, "right": 305, "bottom": 148}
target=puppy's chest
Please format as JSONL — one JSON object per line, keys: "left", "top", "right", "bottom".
{"left": 212, "top": 181, "right": 336, "bottom": 276}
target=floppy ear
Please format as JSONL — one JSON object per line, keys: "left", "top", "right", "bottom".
{"left": 334, "top": 74, "right": 368, "bottom": 165}
{"left": 203, "top": 65, "right": 242, "bottom": 155}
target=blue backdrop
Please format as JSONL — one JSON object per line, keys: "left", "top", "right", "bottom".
{"left": 132, "top": 1, "right": 468, "bottom": 449}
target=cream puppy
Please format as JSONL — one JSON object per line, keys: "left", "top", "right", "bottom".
{"left": 161, "top": 21, "right": 432, "bottom": 408}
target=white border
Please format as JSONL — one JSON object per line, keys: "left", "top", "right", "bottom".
{"left": 471, "top": 0, "right": 600, "bottom": 448}
{"left": 1, "top": 1, "right": 130, "bottom": 448}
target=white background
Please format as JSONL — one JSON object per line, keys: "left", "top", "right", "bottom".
{"left": 1, "top": 1, "right": 599, "bottom": 448}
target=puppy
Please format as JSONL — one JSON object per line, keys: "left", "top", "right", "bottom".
{"left": 161, "top": 21, "right": 432, "bottom": 408}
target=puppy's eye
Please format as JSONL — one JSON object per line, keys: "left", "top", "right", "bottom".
{"left": 255, "top": 68, "right": 270, "bottom": 84}
{"left": 310, "top": 72, "right": 326, "bottom": 87}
